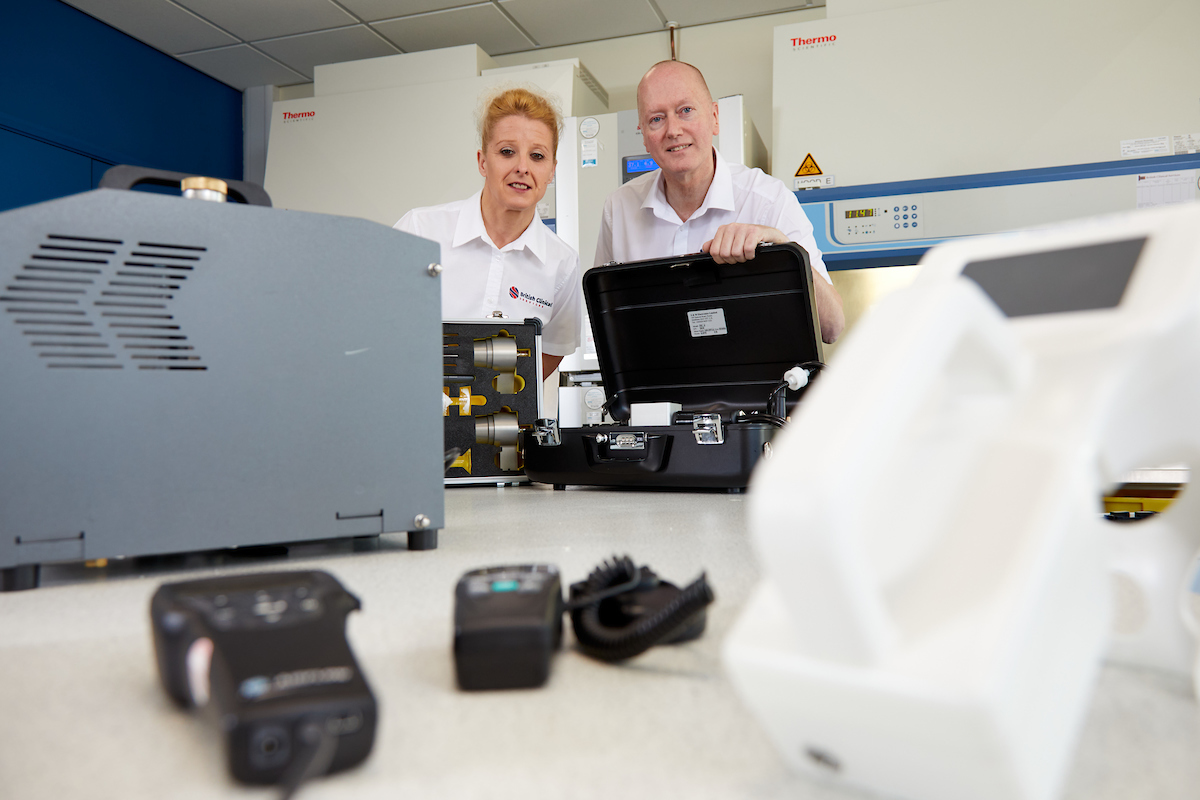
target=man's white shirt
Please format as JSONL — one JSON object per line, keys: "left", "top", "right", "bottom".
{"left": 594, "top": 148, "right": 830, "bottom": 285}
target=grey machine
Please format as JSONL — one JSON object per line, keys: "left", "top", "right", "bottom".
{"left": 0, "top": 170, "right": 445, "bottom": 590}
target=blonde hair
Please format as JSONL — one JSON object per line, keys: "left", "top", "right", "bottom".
{"left": 478, "top": 86, "right": 563, "bottom": 155}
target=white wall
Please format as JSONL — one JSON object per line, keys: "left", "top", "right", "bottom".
{"left": 826, "top": 0, "right": 933, "bottom": 16}
{"left": 774, "top": 0, "right": 1200, "bottom": 186}
{"left": 490, "top": 8, "right": 828, "bottom": 170}
{"left": 266, "top": 63, "right": 602, "bottom": 226}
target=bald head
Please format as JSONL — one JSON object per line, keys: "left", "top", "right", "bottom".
{"left": 635, "top": 59, "right": 720, "bottom": 189}
{"left": 637, "top": 60, "right": 712, "bottom": 115}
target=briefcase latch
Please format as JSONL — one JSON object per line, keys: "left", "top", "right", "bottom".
{"left": 532, "top": 418, "right": 561, "bottom": 447}
{"left": 692, "top": 413, "right": 724, "bottom": 445}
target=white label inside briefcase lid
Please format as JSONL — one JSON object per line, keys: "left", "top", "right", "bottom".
{"left": 687, "top": 308, "right": 728, "bottom": 337}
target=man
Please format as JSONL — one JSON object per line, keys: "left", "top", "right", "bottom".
{"left": 595, "top": 60, "right": 844, "bottom": 343}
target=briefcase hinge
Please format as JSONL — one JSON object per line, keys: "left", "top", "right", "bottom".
{"left": 692, "top": 413, "right": 724, "bottom": 445}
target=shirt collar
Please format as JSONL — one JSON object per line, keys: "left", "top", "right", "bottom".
{"left": 453, "top": 190, "right": 549, "bottom": 264}
{"left": 642, "top": 147, "right": 735, "bottom": 223}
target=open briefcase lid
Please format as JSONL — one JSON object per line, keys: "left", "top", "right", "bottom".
{"left": 584, "top": 243, "right": 824, "bottom": 423}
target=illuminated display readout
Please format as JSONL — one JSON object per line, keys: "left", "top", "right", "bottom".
{"left": 845, "top": 208, "right": 876, "bottom": 219}
{"left": 625, "top": 157, "right": 659, "bottom": 174}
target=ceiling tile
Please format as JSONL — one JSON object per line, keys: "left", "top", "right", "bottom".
{"left": 257, "top": 26, "right": 401, "bottom": 77}
{"left": 60, "top": 0, "right": 237, "bottom": 54}
{"left": 372, "top": 5, "right": 534, "bottom": 55}
{"left": 499, "top": 0, "right": 663, "bottom": 47}
{"left": 654, "top": 0, "right": 815, "bottom": 27}
{"left": 337, "top": 0, "right": 480, "bottom": 23}
{"left": 173, "top": 0, "right": 357, "bottom": 41}
{"left": 177, "top": 45, "right": 309, "bottom": 89}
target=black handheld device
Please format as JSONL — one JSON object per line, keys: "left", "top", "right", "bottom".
{"left": 452, "top": 557, "right": 714, "bottom": 690}
{"left": 150, "top": 570, "right": 376, "bottom": 792}
{"left": 453, "top": 564, "right": 564, "bottom": 690}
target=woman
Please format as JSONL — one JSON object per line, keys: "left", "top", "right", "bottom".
{"left": 394, "top": 87, "right": 581, "bottom": 378}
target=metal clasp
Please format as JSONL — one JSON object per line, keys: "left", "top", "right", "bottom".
{"left": 692, "top": 413, "right": 724, "bottom": 445}
{"left": 532, "top": 418, "right": 561, "bottom": 447}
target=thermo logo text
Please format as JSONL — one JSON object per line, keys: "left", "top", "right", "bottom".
{"left": 791, "top": 34, "right": 837, "bottom": 49}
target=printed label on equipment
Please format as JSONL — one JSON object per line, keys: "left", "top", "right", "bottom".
{"left": 795, "top": 153, "right": 823, "bottom": 176}
{"left": 795, "top": 175, "right": 836, "bottom": 190}
{"left": 1136, "top": 171, "right": 1197, "bottom": 209}
{"left": 581, "top": 138, "right": 598, "bottom": 168}
{"left": 1121, "top": 136, "right": 1170, "bottom": 158}
{"left": 1173, "top": 133, "right": 1200, "bottom": 154}
{"left": 687, "top": 308, "right": 728, "bottom": 337}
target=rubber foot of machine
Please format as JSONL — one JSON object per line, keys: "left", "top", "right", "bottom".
{"left": 353, "top": 535, "right": 381, "bottom": 552}
{"left": 227, "top": 544, "right": 289, "bottom": 559}
{"left": 1, "top": 564, "right": 41, "bottom": 592}
{"left": 408, "top": 529, "right": 438, "bottom": 550}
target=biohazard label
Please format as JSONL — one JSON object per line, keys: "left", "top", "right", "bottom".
{"left": 687, "top": 308, "right": 728, "bottom": 338}
{"left": 796, "top": 154, "right": 823, "bottom": 176}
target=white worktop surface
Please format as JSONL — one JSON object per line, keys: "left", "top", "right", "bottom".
{"left": 2, "top": 484, "right": 1197, "bottom": 799}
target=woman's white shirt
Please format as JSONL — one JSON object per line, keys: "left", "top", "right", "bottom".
{"left": 394, "top": 191, "right": 582, "bottom": 356}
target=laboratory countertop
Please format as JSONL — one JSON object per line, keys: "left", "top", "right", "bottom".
{"left": 1, "top": 484, "right": 1197, "bottom": 800}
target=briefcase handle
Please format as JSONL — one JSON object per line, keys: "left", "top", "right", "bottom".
{"left": 99, "top": 165, "right": 272, "bottom": 207}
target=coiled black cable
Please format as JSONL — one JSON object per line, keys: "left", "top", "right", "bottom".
{"left": 568, "top": 556, "right": 714, "bottom": 662}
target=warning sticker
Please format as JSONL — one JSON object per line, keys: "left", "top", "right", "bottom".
{"left": 687, "top": 308, "right": 728, "bottom": 338}
{"left": 795, "top": 154, "right": 823, "bottom": 176}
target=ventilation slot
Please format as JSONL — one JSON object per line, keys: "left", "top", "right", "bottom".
{"left": 3, "top": 238, "right": 107, "bottom": 368}
{"left": 138, "top": 241, "right": 206, "bottom": 252}
{"left": 124, "top": 261, "right": 194, "bottom": 270}
{"left": 101, "top": 290, "right": 174, "bottom": 300}
{"left": 21, "top": 264, "right": 103, "bottom": 275}
{"left": 29, "top": 254, "right": 109, "bottom": 264}
{"left": 5, "top": 286, "right": 87, "bottom": 296}
{"left": 113, "top": 241, "right": 208, "bottom": 371}
{"left": 6, "top": 234, "right": 209, "bottom": 371}
{"left": 13, "top": 274, "right": 95, "bottom": 285}
{"left": 46, "top": 234, "right": 122, "bottom": 245}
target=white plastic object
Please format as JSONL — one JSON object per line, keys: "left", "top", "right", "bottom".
{"left": 783, "top": 366, "right": 809, "bottom": 392}
{"left": 557, "top": 386, "right": 583, "bottom": 428}
{"left": 185, "top": 637, "right": 214, "bottom": 707}
{"left": 725, "top": 203, "right": 1200, "bottom": 800}
{"left": 629, "top": 402, "right": 681, "bottom": 427}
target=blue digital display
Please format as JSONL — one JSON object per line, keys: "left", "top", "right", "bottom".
{"left": 625, "top": 157, "right": 659, "bottom": 174}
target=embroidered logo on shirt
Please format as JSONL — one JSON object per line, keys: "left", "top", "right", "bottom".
{"left": 509, "top": 285, "right": 552, "bottom": 309}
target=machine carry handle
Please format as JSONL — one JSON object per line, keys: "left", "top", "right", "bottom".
{"left": 100, "top": 165, "right": 273, "bottom": 207}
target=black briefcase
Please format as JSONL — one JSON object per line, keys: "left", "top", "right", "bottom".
{"left": 522, "top": 243, "right": 824, "bottom": 491}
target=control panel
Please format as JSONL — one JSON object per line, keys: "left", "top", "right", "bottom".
{"left": 830, "top": 194, "right": 927, "bottom": 245}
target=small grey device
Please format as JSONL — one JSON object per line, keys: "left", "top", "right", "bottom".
{"left": 0, "top": 186, "right": 445, "bottom": 590}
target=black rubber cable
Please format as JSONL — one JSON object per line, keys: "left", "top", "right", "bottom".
{"left": 569, "top": 556, "right": 714, "bottom": 662}
{"left": 277, "top": 717, "right": 338, "bottom": 800}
